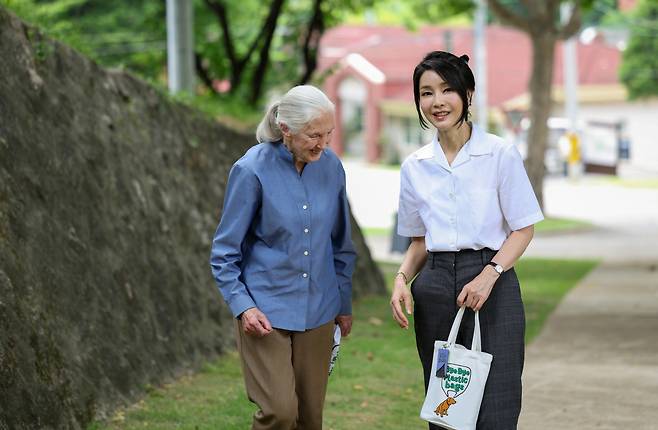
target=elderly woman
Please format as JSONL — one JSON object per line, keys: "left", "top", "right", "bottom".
{"left": 210, "top": 85, "right": 356, "bottom": 430}
{"left": 390, "top": 51, "right": 544, "bottom": 429}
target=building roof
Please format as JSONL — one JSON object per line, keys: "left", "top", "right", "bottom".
{"left": 319, "top": 24, "right": 623, "bottom": 108}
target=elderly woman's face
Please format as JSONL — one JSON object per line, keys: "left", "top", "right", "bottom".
{"left": 284, "top": 111, "right": 335, "bottom": 167}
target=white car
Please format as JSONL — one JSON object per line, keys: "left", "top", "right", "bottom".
{"left": 514, "top": 117, "right": 621, "bottom": 176}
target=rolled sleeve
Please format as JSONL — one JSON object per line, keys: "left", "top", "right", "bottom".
{"left": 397, "top": 162, "right": 426, "bottom": 237}
{"left": 332, "top": 166, "right": 356, "bottom": 316}
{"left": 209, "top": 162, "right": 261, "bottom": 317}
{"left": 498, "top": 144, "right": 544, "bottom": 231}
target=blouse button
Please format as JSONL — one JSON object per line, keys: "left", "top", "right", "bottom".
{"left": 302, "top": 204, "right": 308, "bottom": 210}
{"left": 304, "top": 250, "right": 309, "bottom": 256}
{"left": 302, "top": 273, "right": 308, "bottom": 278}
{"left": 304, "top": 228, "right": 309, "bottom": 234}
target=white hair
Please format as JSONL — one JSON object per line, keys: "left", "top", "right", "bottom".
{"left": 256, "top": 85, "right": 335, "bottom": 143}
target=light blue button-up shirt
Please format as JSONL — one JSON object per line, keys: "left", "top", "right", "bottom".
{"left": 210, "top": 141, "right": 356, "bottom": 331}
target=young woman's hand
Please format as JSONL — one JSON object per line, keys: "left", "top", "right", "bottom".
{"left": 390, "top": 275, "right": 413, "bottom": 329}
{"left": 457, "top": 267, "right": 499, "bottom": 311}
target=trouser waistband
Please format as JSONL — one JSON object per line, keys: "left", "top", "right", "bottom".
{"left": 427, "top": 248, "right": 498, "bottom": 265}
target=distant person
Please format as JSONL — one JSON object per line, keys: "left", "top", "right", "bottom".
{"left": 390, "top": 51, "right": 544, "bottom": 429}
{"left": 210, "top": 85, "right": 356, "bottom": 429}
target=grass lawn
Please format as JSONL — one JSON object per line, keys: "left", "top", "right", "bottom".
{"left": 361, "top": 226, "right": 393, "bottom": 237}
{"left": 597, "top": 176, "right": 658, "bottom": 189}
{"left": 92, "top": 258, "right": 596, "bottom": 430}
{"left": 364, "top": 217, "right": 591, "bottom": 239}
{"left": 533, "top": 217, "right": 591, "bottom": 234}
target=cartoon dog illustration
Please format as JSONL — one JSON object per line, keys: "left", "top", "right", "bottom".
{"left": 435, "top": 397, "right": 456, "bottom": 417}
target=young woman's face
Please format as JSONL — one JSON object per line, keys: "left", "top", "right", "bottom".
{"left": 283, "top": 111, "right": 335, "bottom": 166}
{"left": 418, "top": 70, "right": 467, "bottom": 131}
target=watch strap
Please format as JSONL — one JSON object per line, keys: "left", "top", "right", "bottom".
{"left": 487, "top": 261, "right": 503, "bottom": 274}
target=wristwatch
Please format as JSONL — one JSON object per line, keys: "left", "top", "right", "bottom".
{"left": 487, "top": 261, "right": 504, "bottom": 275}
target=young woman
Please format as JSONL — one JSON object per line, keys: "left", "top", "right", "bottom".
{"left": 390, "top": 51, "right": 544, "bottom": 429}
{"left": 210, "top": 85, "right": 356, "bottom": 429}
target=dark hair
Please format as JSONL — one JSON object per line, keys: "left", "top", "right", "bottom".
{"left": 412, "top": 51, "right": 475, "bottom": 129}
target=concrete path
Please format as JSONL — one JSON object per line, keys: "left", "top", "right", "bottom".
{"left": 519, "top": 261, "right": 658, "bottom": 429}
{"left": 518, "top": 178, "right": 658, "bottom": 428}
{"left": 344, "top": 161, "right": 658, "bottom": 429}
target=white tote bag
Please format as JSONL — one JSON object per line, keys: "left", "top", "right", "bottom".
{"left": 420, "top": 306, "right": 493, "bottom": 430}
{"left": 328, "top": 324, "right": 341, "bottom": 375}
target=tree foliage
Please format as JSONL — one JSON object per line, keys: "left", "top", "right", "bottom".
{"left": 482, "top": 0, "right": 588, "bottom": 208}
{"left": 619, "top": 0, "right": 658, "bottom": 99}
{"left": 2, "top": 0, "right": 167, "bottom": 77}
{"left": 3, "top": 0, "right": 374, "bottom": 107}
{"left": 194, "top": 0, "right": 375, "bottom": 103}
{"left": 396, "top": 0, "right": 594, "bottom": 207}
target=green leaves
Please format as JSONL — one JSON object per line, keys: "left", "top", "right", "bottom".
{"left": 5, "top": 0, "right": 167, "bottom": 76}
{"left": 620, "top": 0, "right": 658, "bottom": 99}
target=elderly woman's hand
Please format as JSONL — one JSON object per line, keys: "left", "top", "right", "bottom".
{"left": 241, "top": 307, "right": 273, "bottom": 337}
{"left": 335, "top": 315, "right": 352, "bottom": 337}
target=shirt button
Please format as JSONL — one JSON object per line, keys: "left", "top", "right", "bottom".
{"left": 302, "top": 204, "right": 308, "bottom": 210}
{"left": 449, "top": 193, "right": 455, "bottom": 199}
{"left": 304, "top": 250, "right": 309, "bottom": 256}
{"left": 302, "top": 273, "right": 308, "bottom": 278}
{"left": 304, "top": 228, "right": 309, "bottom": 234}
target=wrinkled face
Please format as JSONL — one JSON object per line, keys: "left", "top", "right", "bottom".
{"left": 419, "top": 70, "right": 468, "bottom": 131}
{"left": 282, "top": 111, "right": 335, "bottom": 167}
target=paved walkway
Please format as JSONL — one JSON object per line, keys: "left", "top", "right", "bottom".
{"left": 518, "top": 177, "right": 658, "bottom": 428}
{"left": 344, "top": 161, "right": 658, "bottom": 429}
{"left": 519, "top": 261, "right": 658, "bottom": 429}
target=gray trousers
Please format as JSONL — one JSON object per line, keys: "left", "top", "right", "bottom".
{"left": 411, "top": 248, "right": 525, "bottom": 430}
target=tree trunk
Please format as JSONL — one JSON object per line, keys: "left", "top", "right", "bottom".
{"left": 203, "top": 0, "right": 280, "bottom": 96}
{"left": 203, "top": 0, "right": 243, "bottom": 91}
{"left": 194, "top": 53, "right": 214, "bottom": 90}
{"left": 249, "top": 0, "right": 285, "bottom": 104}
{"left": 298, "top": 0, "right": 324, "bottom": 84}
{"left": 525, "top": 32, "right": 556, "bottom": 209}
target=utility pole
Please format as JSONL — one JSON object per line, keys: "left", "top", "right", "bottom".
{"left": 562, "top": 3, "right": 579, "bottom": 134}
{"left": 561, "top": 2, "right": 581, "bottom": 178}
{"left": 474, "top": 0, "right": 488, "bottom": 131}
{"left": 443, "top": 30, "right": 453, "bottom": 53}
{"left": 166, "top": 0, "right": 195, "bottom": 94}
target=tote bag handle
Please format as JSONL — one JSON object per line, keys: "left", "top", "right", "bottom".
{"left": 446, "top": 306, "right": 483, "bottom": 352}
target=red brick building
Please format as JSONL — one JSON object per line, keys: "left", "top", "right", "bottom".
{"left": 319, "top": 24, "right": 622, "bottom": 162}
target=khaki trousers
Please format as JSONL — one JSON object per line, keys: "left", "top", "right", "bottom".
{"left": 235, "top": 319, "right": 335, "bottom": 430}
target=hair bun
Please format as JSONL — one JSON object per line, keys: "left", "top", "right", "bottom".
{"left": 459, "top": 54, "right": 470, "bottom": 63}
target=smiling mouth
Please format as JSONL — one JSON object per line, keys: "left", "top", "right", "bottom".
{"left": 433, "top": 111, "right": 450, "bottom": 119}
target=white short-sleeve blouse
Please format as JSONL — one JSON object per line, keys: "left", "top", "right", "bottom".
{"left": 397, "top": 125, "right": 544, "bottom": 252}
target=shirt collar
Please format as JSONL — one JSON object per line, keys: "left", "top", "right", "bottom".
{"left": 273, "top": 140, "right": 295, "bottom": 164}
{"left": 467, "top": 125, "right": 494, "bottom": 156}
{"left": 414, "top": 124, "right": 493, "bottom": 165}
